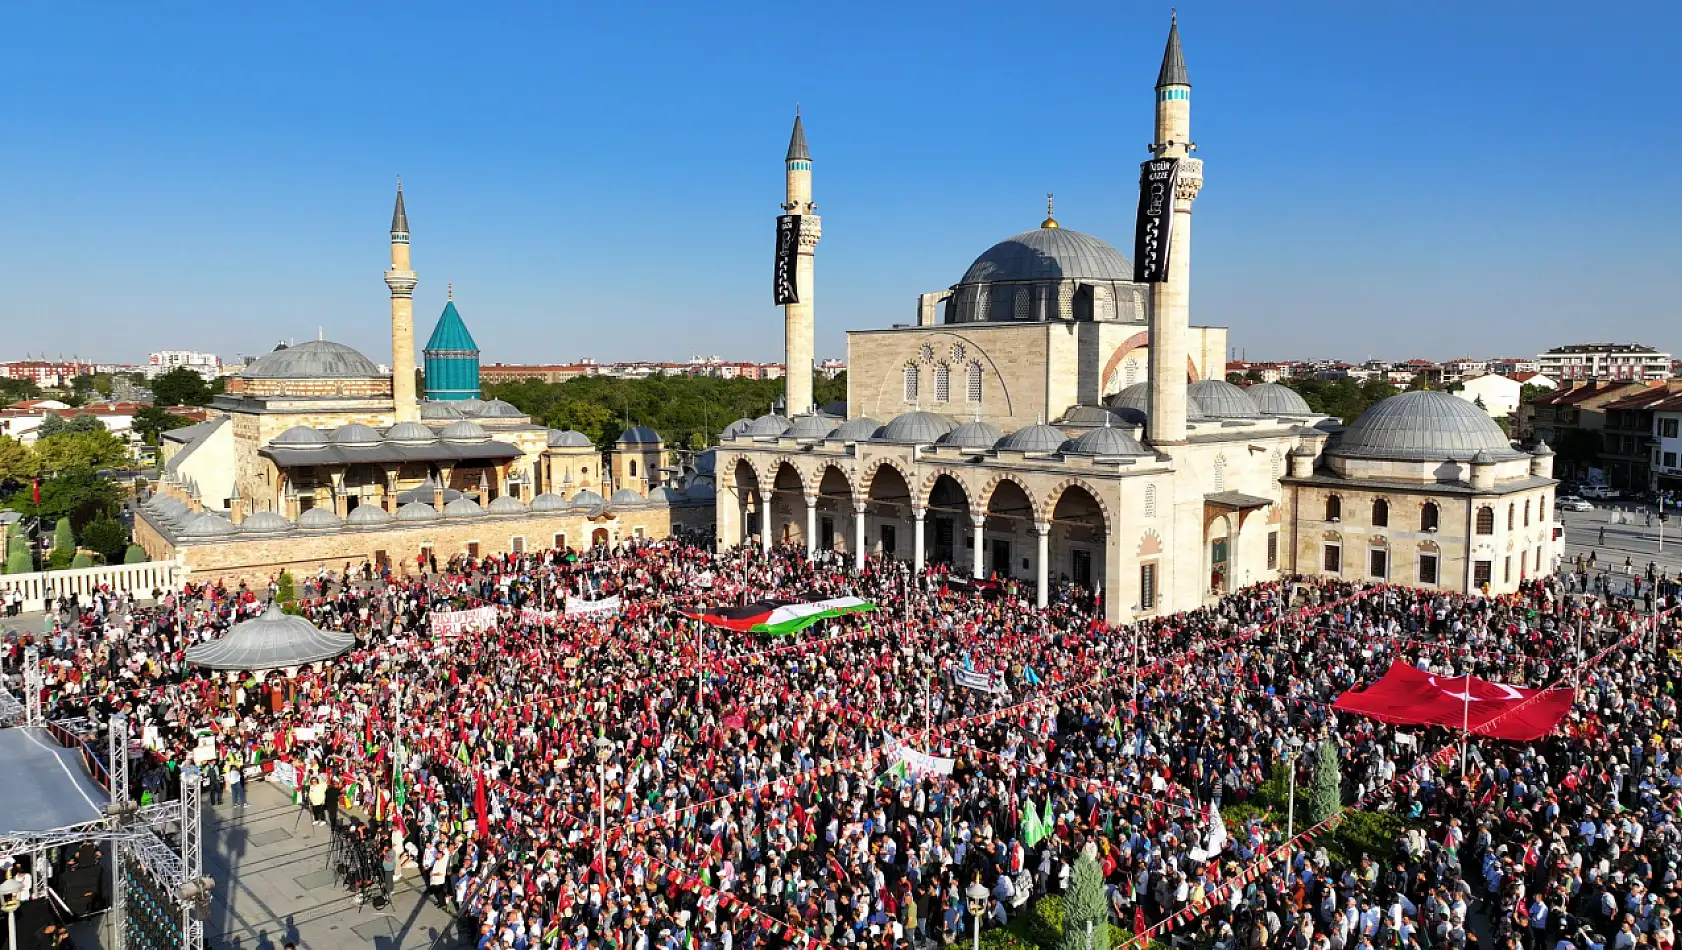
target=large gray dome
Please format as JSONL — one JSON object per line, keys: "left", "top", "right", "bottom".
{"left": 385, "top": 421, "right": 438, "bottom": 444}
{"left": 1062, "top": 426, "right": 1150, "bottom": 457}
{"left": 877, "top": 412, "right": 955, "bottom": 444}
{"left": 608, "top": 488, "right": 645, "bottom": 506}
{"left": 487, "top": 494, "right": 527, "bottom": 514}
{"left": 440, "top": 420, "right": 489, "bottom": 442}
{"left": 831, "top": 417, "right": 883, "bottom": 442}
{"left": 330, "top": 423, "right": 383, "bottom": 446}
{"left": 1104, "top": 381, "right": 1210, "bottom": 424}
{"left": 1247, "top": 382, "right": 1313, "bottom": 416}
{"left": 743, "top": 415, "right": 791, "bottom": 437}
{"left": 546, "top": 429, "right": 593, "bottom": 448}
{"left": 442, "top": 497, "right": 487, "bottom": 519}
{"left": 271, "top": 425, "right": 329, "bottom": 449}
{"left": 996, "top": 423, "right": 1068, "bottom": 454}
{"left": 297, "top": 506, "right": 345, "bottom": 530}
{"left": 242, "top": 340, "right": 382, "bottom": 379}
{"left": 240, "top": 511, "right": 295, "bottom": 535}
{"left": 940, "top": 420, "right": 1003, "bottom": 451}
{"left": 721, "top": 418, "right": 754, "bottom": 440}
{"left": 959, "top": 228, "right": 1133, "bottom": 285}
{"left": 1187, "top": 380, "right": 1262, "bottom": 419}
{"left": 785, "top": 414, "right": 839, "bottom": 440}
{"left": 569, "top": 489, "right": 604, "bottom": 508}
{"left": 395, "top": 501, "right": 442, "bottom": 522}
{"left": 346, "top": 504, "right": 392, "bottom": 526}
{"left": 181, "top": 512, "right": 240, "bottom": 539}
{"left": 1333, "top": 390, "right": 1524, "bottom": 462}
{"left": 530, "top": 492, "right": 569, "bottom": 512}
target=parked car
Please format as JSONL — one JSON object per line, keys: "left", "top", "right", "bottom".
{"left": 1580, "top": 486, "right": 1621, "bottom": 500}
{"left": 1557, "top": 495, "right": 1594, "bottom": 511}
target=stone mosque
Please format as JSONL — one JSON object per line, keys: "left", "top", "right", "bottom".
{"left": 137, "top": 14, "right": 1558, "bottom": 606}
{"left": 714, "top": 15, "right": 1561, "bottom": 624}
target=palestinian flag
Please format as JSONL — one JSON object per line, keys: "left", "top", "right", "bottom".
{"left": 685, "top": 596, "right": 876, "bottom": 636}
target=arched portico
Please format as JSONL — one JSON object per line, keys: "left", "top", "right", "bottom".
{"left": 1047, "top": 481, "right": 1109, "bottom": 607}
{"left": 864, "top": 462, "right": 914, "bottom": 562}
{"left": 925, "top": 473, "right": 974, "bottom": 572}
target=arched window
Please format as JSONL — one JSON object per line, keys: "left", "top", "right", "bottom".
{"left": 934, "top": 363, "right": 951, "bottom": 402}
{"left": 1213, "top": 455, "right": 1226, "bottom": 491}
{"left": 1373, "top": 498, "right": 1389, "bottom": 527}
{"left": 1540, "top": 496, "right": 1548, "bottom": 522}
{"left": 1325, "top": 495, "right": 1342, "bottom": 522}
{"left": 951, "top": 344, "right": 966, "bottom": 363}
{"left": 967, "top": 362, "right": 983, "bottom": 403}
{"left": 903, "top": 364, "right": 919, "bottom": 402}
{"left": 920, "top": 344, "right": 934, "bottom": 363}
{"left": 1476, "top": 506, "right": 1495, "bottom": 535}
{"left": 1508, "top": 503, "right": 1515, "bottom": 530}
{"left": 629, "top": 460, "right": 638, "bottom": 477}
{"left": 1421, "top": 501, "right": 1439, "bottom": 531}
{"left": 1524, "top": 499, "right": 1531, "bottom": 526}
{"left": 1144, "top": 484, "right": 1158, "bottom": 519}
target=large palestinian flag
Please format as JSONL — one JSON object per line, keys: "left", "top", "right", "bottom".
{"left": 687, "top": 596, "right": 877, "bottom": 636}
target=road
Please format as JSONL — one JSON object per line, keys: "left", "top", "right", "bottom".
{"left": 1557, "top": 500, "right": 1682, "bottom": 580}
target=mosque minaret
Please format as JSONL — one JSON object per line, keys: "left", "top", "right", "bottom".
{"left": 1145, "top": 12, "right": 1200, "bottom": 446}
{"left": 385, "top": 180, "right": 420, "bottom": 423}
{"left": 781, "top": 112, "right": 820, "bottom": 416}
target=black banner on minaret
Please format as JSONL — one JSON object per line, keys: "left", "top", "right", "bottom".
{"left": 1132, "top": 158, "right": 1180, "bottom": 283}
{"left": 773, "top": 215, "right": 802, "bottom": 305}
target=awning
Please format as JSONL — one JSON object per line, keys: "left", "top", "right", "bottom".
{"left": 1204, "top": 491, "right": 1272, "bottom": 510}
{"left": 185, "top": 605, "right": 357, "bottom": 671}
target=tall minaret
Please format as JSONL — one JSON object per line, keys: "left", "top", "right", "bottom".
{"left": 385, "top": 180, "right": 420, "bottom": 423}
{"left": 1145, "top": 12, "right": 1202, "bottom": 446}
{"left": 782, "top": 111, "right": 820, "bottom": 417}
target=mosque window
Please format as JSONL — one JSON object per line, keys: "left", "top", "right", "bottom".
{"left": 1014, "top": 289, "right": 1030, "bottom": 322}
{"left": 1325, "top": 495, "right": 1342, "bottom": 522}
{"left": 967, "top": 363, "right": 983, "bottom": 403}
{"left": 904, "top": 364, "right": 920, "bottom": 402}
{"left": 1524, "top": 499, "right": 1531, "bottom": 526}
{"left": 1213, "top": 455, "right": 1226, "bottom": 491}
{"left": 1372, "top": 499, "right": 1389, "bottom": 527}
{"left": 1144, "top": 484, "right": 1157, "bottom": 519}
{"left": 934, "top": 364, "right": 950, "bottom": 402}
{"left": 1475, "top": 506, "right": 1495, "bottom": 535}
{"left": 1508, "top": 503, "right": 1515, "bottom": 530}
{"left": 921, "top": 344, "right": 934, "bottom": 363}
{"left": 1139, "top": 563, "right": 1157, "bottom": 610}
{"left": 952, "top": 344, "right": 966, "bottom": 362}
{"left": 1421, "top": 502, "right": 1439, "bottom": 531}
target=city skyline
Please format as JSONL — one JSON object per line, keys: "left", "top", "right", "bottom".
{"left": 2, "top": 2, "right": 1677, "bottom": 365}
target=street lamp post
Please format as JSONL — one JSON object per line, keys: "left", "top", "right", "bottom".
{"left": 1, "top": 876, "right": 25, "bottom": 950}
{"left": 1285, "top": 735, "right": 1303, "bottom": 842}
{"left": 594, "top": 738, "right": 613, "bottom": 875}
{"left": 966, "top": 881, "right": 990, "bottom": 950}
{"left": 1130, "top": 604, "right": 1143, "bottom": 717}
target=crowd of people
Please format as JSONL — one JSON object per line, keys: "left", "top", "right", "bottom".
{"left": 3, "top": 537, "right": 1680, "bottom": 950}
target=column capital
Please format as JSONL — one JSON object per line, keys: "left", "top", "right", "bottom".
{"left": 912, "top": 507, "right": 927, "bottom": 521}
{"left": 853, "top": 502, "right": 868, "bottom": 514}
{"left": 1034, "top": 521, "right": 1051, "bottom": 536}
{"left": 970, "top": 514, "right": 987, "bottom": 527}
{"left": 804, "top": 494, "right": 819, "bottom": 507}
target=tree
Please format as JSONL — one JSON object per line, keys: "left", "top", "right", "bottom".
{"left": 38, "top": 413, "right": 103, "bottom": 439}
{"left": 1227, "top": 371, "right": 1246, "bottom": 384}
{"left": 70, "top": 551, "right": 93, "bottom": 569}
{"left": 1060, "top": 850, "right": 1111, "bottom": 950}
{"left": 13, "top": 469, "right": 124, "bottom": 533}
{"left": 52, "top": 517, "right": 74, "bottom": 554}
{"left": 33, "top": 428, "right": 132, "bottom": 473}
{"left": 150, "top": 367, "right": 213, "bottom": 407}
{"left": 123, "top": 544, "right": 147, "bottom": 564}
{"left": 276, "top": 570, "right": 298, "bottom": 606}
{"left": 0, "top": 437, "right": 38, "bottom": 481}
{"left": 81, "top": 517, "right": 128, "bottom": 564}
{"left": 0, "top": 377, "right": 42, "bottom": 402}
{"left": 1306, "top": 738, "right": 1342, "bottom": 827}
{"left": 133, "top": 406, "right": 194, "bottom": 446}
{"left": 5, "top": 536, "right": 32, "bottom": 574}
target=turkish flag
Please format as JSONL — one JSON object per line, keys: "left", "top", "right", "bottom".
{"left": 473, "top": 772, "right": 489, "bottom": 839}
{"left": 1332, "top": 660, "right": 1573, "bottom": 740}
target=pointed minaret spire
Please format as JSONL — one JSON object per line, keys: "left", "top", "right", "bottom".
{"left": 1041, "top": 193, "right": 1059, "bottom": 229}
{"left": 786, "top": 109, "right": 811, "bottom": 163}
{"left": 1156, "top": 9, "right": 1189, "bottom": 88}
{"left": 391, "top": 177, "right": 410, "bottom": 238}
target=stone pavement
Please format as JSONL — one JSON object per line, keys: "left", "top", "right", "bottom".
{"left": 71, "top": 781, "right": 467, "bottom": 950}
{"left": 1558, "top": 503, "right": 1682, "bottom": 580}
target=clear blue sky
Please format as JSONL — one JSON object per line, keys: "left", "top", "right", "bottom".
{"left": 2, "top": 2, "right": 1677, "bottom": 367}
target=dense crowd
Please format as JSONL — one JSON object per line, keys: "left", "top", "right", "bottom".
{"left": 3, "top": 538, "right": 1680, "bottom": 950}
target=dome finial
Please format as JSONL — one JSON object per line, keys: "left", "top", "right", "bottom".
{"left": 1041, "top": 193, "right": 1059, "bottom": 229}
{"left": 447, "top": 281, "right": 454, "bottom": 301}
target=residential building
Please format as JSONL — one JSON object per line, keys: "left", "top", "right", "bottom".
{"left": 1489, "top": 358, "right": 1540, "bottom": 376}
{"left": 479, "top": 363, "right": 597, "bottom": 385}
{"left": 1528, "top": 380, "right": 1659, "bottom": 482}
{"left": 0, "top": 360, "right": 97, "bottom": 387}
{"left": 1440, "top": 357, "right": 1490, "bottom": 384}
{"left": 1599, "top": 383, "right": 1682, "bottom": 491}
{"left": 817, "top": 358, "right": 847, "bottom": 379}
{"left": 1454, "top": 373, "right": 1524, "bottom": 420}
{"left": 1650, "top": 394, "right": 1682, "bottom": 496}
{"left": 1538, "top": 343, "right": 1672, "bottom": 382}
{"left": 147, "top": 350, "right": 222, "bottom": 380}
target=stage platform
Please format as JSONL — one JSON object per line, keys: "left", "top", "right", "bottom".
{"left": 0, "top": 726, "right": 108, "bottom": 836}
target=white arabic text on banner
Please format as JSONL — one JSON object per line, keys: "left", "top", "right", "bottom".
{"left": 953, "top": 666, "right": 1007, "bottom": 695}
{"left": 893, "top": 744, "right": 955, "bottom": 776}
{"left": 566, "top": 595, "right": 622, "bottom": 616}
{"left": 430, "top": 606, "right": 498, "bottom": 636}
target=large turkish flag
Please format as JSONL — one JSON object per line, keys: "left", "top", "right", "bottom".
{"left": 1332, "top": 661, "right": 1574, "bottom": 740}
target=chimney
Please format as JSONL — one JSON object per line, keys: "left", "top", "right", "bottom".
{"left": 433, "top": 485, "right": 445, "bottom": 512}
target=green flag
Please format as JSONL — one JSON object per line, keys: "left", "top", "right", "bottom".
{"left": 878, "top": 760, "right": 908, "bottom": 786}
{"left": 1021, "top": 799, "right": 1047, "bottom": 847}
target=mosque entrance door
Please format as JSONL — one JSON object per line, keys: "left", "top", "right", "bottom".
{"left": 821, "top": 516, "right": 834, "bottom": 550}
{"left": 932, "top": 517, "right": 955, "bottom": 565}
{"left": 592, "top": 527, "right": 610, "bottom": 548}
{"left": 1210, "top": 538, "right": 1229, "bottom": 593}
{"left": 881, "top": 524, "right": 897, "bottom": 557}
{"left": 1071, "top": 549, "right": 1092, "bottom": 589}
{"left": 990, "top": 539, "right": 1010, "bottom": 577}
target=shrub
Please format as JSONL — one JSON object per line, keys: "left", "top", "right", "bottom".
{"left": 80, "top": 517, "right": 128, "bottom": 563}
{"left": 6, "top": 537, "right": 32, "bottom": 574}
{"left": 1331, "top": 809, "right": 1403, "bottom": 863}
{"left": 983, "top": 931, "right": 1040, "bottom": 950}
{"left": 123, "top": 545, "right": 147, "bottom": 564}
{"left": 70, "top": 551, "right": 93, "bottom": 569}
{"left": 276, "top": 570, "right": 297, "bottom": 606}
{"left": 1307, "top": 739, "right": 1342, "bottom": 827}
{"left": 1062, "top": 853, "right": 1111, "bottom": 950}
{"left": 52, "top": 518, "right": 74, "bottom": 553}
{"left": 1014, "top": 895, "right": 1064, "bottom": 949}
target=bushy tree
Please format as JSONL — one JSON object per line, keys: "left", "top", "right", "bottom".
{"left": 1306, "top": 738, "right": 1342, "bottom": 827}
{"left": 70, "top": 550, "right": 93, "bottom": 569}
{"left": 38, "top": 413, "right": 103, "bottom": 439}
{"left": 81, "top": 517, "right": 128, "bottom": 564}
{"left": 0, "top": 437, "right": 38, "bottom": 481}
{"left": 132, "top": 406, "right": 193, "bottom": 445}
{"left": 123, "top": 544, "right": 147, "bottom": 564}
{"left": 52, "top": 517, "right": 74, "bottom": 554}
{"left": 150, "top": 367, "right": 213, "bottom": 407}
{"left": 276, "top": 570, "right": 297, "bottom": 606}
{"left": 6, "top": 536, "right": 32, "bottom": 574}
{"left": 1060, "top": 850, "right": 1111, "bottom": 950}
{"left": 34, "top": 428, "right": 132, "bottom": 473}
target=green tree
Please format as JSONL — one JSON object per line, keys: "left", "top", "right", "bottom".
{"left": 13, "top": 469, "right": 124, "bottom": 533}
{"left": 1059, "top": 851, "right": 1111, "bottom": 950}
{"left": 70, "top": 551, "right": 93, "bottom": 569}
{"left": 1306, "top": 738, "right": 1342, "bottom": 827}
{"left": 0, "top": 437, "right": 38, "bottom": 481}
{"left": 1226, "top": 371, "right": 1246, "bottom": 384}
{"left": 81, "top": 517, "right": 128, "bottom": 563}
{"left": 52, "top": 517, "right": 74, "bottom": 555}
{"left": 132, "top": 406, "right": 194, "bottom": 446}
{"left": 6, "top": 536, "right": 32, "bottom": 574}
{"left": 123, "top": 544, "right": 148, "bottom": 564}
{"left": 150, "top": 367, "right": 213, "bottom": 407}
{"left": 0, "top": 378, "right": 42, "bottom": 402}
{"left": 33, "top": 428, "right": 132, "bottom": 473}
{"left": 275, "top": 570, "right": 297, "bottom": 606}
{"left": 38, "top": 413, "right": 103, "bottom": 439}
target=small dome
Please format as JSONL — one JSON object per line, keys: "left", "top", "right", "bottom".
{"left": 878, "top": 412, "right": 955, "bottom": 444}
{"left": 443, "top": 497, "right": 487, "bottom": 519}
{"left": 297, "top": 507, "right": 345, "bottom": 530}
{"left": 1105, "top": 381, "right": 1210, "bottom": 423}
{"left": 693, "top": 449, "right": 716, "bottom": 476}
{"left": 1334, "top": 390, "right": 1524, "bottom": 462}
{"left": 743, "top": 415, "right": 791, "bottom": 437}
{"left": 396, "top": 479, "right": 462, "bottom": 505}
{"left": 546, "top": 429, "right": 593, "bottom": 448}
{"left": 240, "top": 511, "right": 296, "bottom": 535}
{"left": 346, "top": 504, "right": 393, "bottom": 526}
{"left": 181, "top": 512, "right": 240, "bottom": 539}
{"left": 421, "top": 402, "right": 464, "bottom": 420}
{"left": 440, "top": 420, "right": 490, "bottom": 442}
{"left": 150, "top": 495, "right": 190, "bottom": 520}
{"left": 487, "top": 494, "right": 527, "bottom": 514}
{"left": 1062, "top": 426, "right": 1150, "bottom": 457}
{"left": 1531, "top": 441, "right": 1555, "bottom": 457}
{"left": 454, "top": 398, "right": 488, "bottom": 416}
{"left": 1246, "top": 382, "right": 1313, "bottom": 416}
{"left": 617, "top": 425, "right": 662, "bottom": 445}
{"left": 569, "top": 489, "right": 604, "bottom": 508}
{"left": 272, "top": 425, "right": 329, "bottom": 448}
{"left": 646, "top": 485, "right": 678, "bottom": 503}
{"left": 996, "top": 423, "right": 1068, "bottom": 453}
{"left": 385, "top": 421, "right": 438, "bottom": 444}
{"left": 330, "top": 423, "right": 383, "bottom": 446}
{"left": 241, "top": 339, "right": 381, "bottom": 379}
{"left": 831, "top": 416, "right": 883, "bottom": 442}
{"left": 608, "top": 488, "right": 645, "bottom": 506}
{"left": 1187, "top": 380, "right": 1263, "bottom": 419}
{"left": 721, "top": 418, "right": 754, "bottom": 440}
{"left": 479, "top": 399, "right": 524, "bottom": 419}
{"left": 785, "top": 414, "right": 839, "bottom": 439}
{"left": 395, "top": 501, "right": 442, "bottom": 522}
{"left": 939, "top": 420, "right": 1004, "bottom": 451}
{"left": 1056, "top": 405, "right": 1125, "bottom": 427}
{"left": 685, "top": 480, "right": 716, "bottom": 499}
{"left": 530, "top": 492, "right": 569, "bottom": 512}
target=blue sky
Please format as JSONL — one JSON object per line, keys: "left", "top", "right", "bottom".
{"left": 1, "top": 2, "right": 1677, "bottom": 366}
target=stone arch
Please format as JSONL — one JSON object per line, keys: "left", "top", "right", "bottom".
{"left": 861, "top": 457, "right": 917, "bottom": 501}
{"left": 918, "top": 467, "right": 977, "bottom": 509}
{"left": 978, "top": 472, "right": 1047, "bottom": 523}
{"left": 1046, "top": 477, "right": 1114, "bottom": 535}
{"left": 768, "top": 458, "right": 812, "bottom": 498}
{"left": 815, "top": 461, "right": 859, "bottom": 500}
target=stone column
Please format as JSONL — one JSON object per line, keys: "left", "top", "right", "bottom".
{"left": 853, "top": 503, "right": 867, "bottom": 571}
{"left": 1035, "top": 521, "right": 1051, "bottom": 609}
{"left": 912, "top": 508, "right": 926, "bottom": 570}
{"left": 971, "top": 515, "right": 987, "bottom": 579}
{"left": 760, "top": 492, "right": 773, "bottom": 557}
{"left": 805, "top": 496, "right": 818, "bottom": 559}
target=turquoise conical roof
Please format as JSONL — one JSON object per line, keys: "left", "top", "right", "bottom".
{"left": 424, "top": 301, "right": 479, "bottom": 353}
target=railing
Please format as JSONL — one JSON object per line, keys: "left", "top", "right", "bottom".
{"left": 0, "top": 560, "right": 180, "bottom": 612}
{"left": 47, "top": 717, "right": 111, "bottom": 793}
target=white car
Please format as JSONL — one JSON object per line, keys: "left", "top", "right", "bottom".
{"left": 1557, "top": 495, "right": 1593, "bottom": 511}
{"left": 1580, "top": 486, "right": 1620, "bottom": 500}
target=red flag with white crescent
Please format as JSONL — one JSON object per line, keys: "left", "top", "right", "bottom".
{"left": 1331, "top": 660, "right": 1572, "bottom": 740}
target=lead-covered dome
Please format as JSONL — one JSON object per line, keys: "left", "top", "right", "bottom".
{"left": 241, "top": 340, "right": 382, "bottom": 379}
{"left": 546, "top": 429, "right": 593, "bottom": 448}
{"left": 346, "top": 504, "right": 392, "bottom": 526}
{"left": 877, "top": 412, "right": 955, "bottom": 444}
{"left": 530, "top": 492, "right": 569, "bottom": 512}
{"left": 960, "top": 228, "right": 1132, "bottom": 285}
{"left": 940, "top": 420, "right": 1003, "bottom": 451}
{"left": 996, "top": 423, "right": 1068, "bottom": 454}
{"left": 1062, "top": 426, "right": 1150, "bottom": 457}
{"left": 386, "top": 421, "right": 438, "bottom": 444}
{"left": 1187, "top": 380, "right": 1262, "bottom": 419}
{"left": 440, "top": 420, "right": 489, "bottom": 442}
{"left": 272, "top": 425, "right": 329, "bottom": 449}
{"left": 743, "top": 415, "right": 791, "bottom": 438}
{"left": 946, "top": 221, "right": 1148, "bottom": 325}
{"left": 297, "top": 507, "right": 345, "bottom": 530}
{"left": 1333, "top": 390, "right": 1524, "bottom": 462}
{"left": 1246, "top": 382, "right": 1312, "bottom": 416}
{"left": 1104, "top": 381, "right": 1210, "bottom": 424}
{"left": 330, "top": 423, "right": 383, "bottom": 446}
{"left": 785, "top": 414, "right": 839, "bottom": 440}
{"left": 830, "top": 417, "right": 882, "bottom": 442}
{"left": 240, "top": 511, "right": 295, "bottom": 534}
{"left": 608, "top": 488, "right": 645, "bottom": 506}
